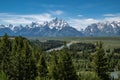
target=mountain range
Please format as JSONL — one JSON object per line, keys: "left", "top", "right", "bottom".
{"left": 0, "top": 18, "right": 120, "bottom": 37}
{"left": 84, "top": 21, "right": 120, "bottom": 36}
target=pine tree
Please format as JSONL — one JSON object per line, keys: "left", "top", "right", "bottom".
{"left": 92, "top": 41, "right": 110, "bottom": 80}
{"left": 58, "top": 49, "right": 78, "bottom": 80}
{"left": 36, "top": 53, "right": 48, "bottom": 80}
{"left": 21, "top": 39, "right": 37, "bottom": 80}
{"left": 49, "top": 51, "right": 59, "bottom": 80}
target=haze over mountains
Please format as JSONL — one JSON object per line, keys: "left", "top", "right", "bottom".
{"left": 0, "top": 18, "right": 120, "bottom": 37}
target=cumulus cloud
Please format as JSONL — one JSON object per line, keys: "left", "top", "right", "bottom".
{"left": 102, "top": 13, "right": 120, "bottom": 22}
{"left": 0, "top": 10, "right": 64, "bottom": 25}
{"left": 0, "top": 13, "right": 53, "bottom": 25}
{"left": 68, "top": 18, "right": 99, "bottom": 30}
{"left": 68, "top": 14, "right": 120, "bottom": 31}
{"left": 2, "top": 18, "right": 32, "bottom": 24}
{"left": 103, "top": 17, "right": 120, "bottom": 22}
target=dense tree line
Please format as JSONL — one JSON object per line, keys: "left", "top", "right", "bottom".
{"left": 69, "top": 42, "right": 96, "bottom": 52}
{"left": 30, "top": 40, "right": 64, "bottom": 51}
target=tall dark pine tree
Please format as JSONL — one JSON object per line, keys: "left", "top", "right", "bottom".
{"left": 36, "top": 53, "right": 48, "bottom": 80}
{"left": 58, "top": 49, "right": 78, "bottom": 80}
{"left": 49, "top": 52, "right": 59, "bottom": 80}
{"left": 93, "top": 42, "right": 110, "bottom": 80}
{"left": 21, "top": 39, "right": 37, "bottom": 80}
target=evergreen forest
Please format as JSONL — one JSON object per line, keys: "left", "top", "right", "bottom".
{"left": 0, "top": 34, "right": 120, "bottom": 80}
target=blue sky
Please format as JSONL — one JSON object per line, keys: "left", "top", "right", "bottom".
{"left": 0, "top": 0, "right": 120, "bottom": 30}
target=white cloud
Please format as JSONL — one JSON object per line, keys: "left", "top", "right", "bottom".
{"left": 50, "top": 10, "right": 64, "bottom": 15}
{"left": 68, "top": 18, "right": 99, "bottom": 30}
{"left": 21, "top": 13, "right": 52, "bottom": 21}
{"left": 0, "top": 10, "right": 63, "bottom": 25}
{"left": 0, "top": 13, "right": 53, "bottom": 25}
{"left": 68, "top": 13, "right": 120, "bottom": 31}
{"left": 104, "top": 17, "right": 120, "bottom": 22}
{"left": 2, "top": 18, "right": 32, "bottom": 24}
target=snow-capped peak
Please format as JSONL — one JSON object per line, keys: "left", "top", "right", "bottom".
{"left": 0, "top": 18, "right": 70, "bottom": 31}
{"left": 7, "top": 24, "right": 14, "bottom": 30}
{"left": 48, "top": 17, "right": 69, "bottom": 30}
{"left": 12, "top": 25, "right": 24, "bottom": 31}
{"left": 26, "top": 18, "right": 70, "bottom": 30}
{"left": 85, "top": 20, "right": 120, "bottom": 36}
{"left": 29, "top": 22, "right": 41, "bottom": 28}
{"left": 91, "top": 21, "right": 120, "bottom": 30}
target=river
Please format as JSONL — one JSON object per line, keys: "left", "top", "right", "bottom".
{"left": 46, "top": 41, "right": 76, "bottom": 52}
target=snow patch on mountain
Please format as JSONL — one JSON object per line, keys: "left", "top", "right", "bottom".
{"left": 48, "top": 18, "right": 69, "bottom": 30}
{"left": 84, "top": 21, "right": 120, "bottom": 36}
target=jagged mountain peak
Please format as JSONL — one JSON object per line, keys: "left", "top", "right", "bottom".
{"left": 26, "top": 18, "right": 69, "bottom": 30}
{"left": 89, "top": 21, "right": 120, "bottom": 29}
{"left": 48, "top": 17, "right": 69, "bottom": 30}
{"left": 30, "top": 22, "right": 41, "bottom": 28}
{"left": 84, "top": 20, "right": 120, "bottom": 36}
{"left": 7, "top": 24, "right": 14, "bottom": 30}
